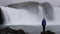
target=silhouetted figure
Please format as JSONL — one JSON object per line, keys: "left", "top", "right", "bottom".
{"left": 42, "top": 18, "right": 46, "bottom": 32}
{"left": 41, "top": 18, "right": 56, "bottom": 34}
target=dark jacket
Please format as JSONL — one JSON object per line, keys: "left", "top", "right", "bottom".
{"left": 42, "top": 18, "right": 46, "bottom": 26}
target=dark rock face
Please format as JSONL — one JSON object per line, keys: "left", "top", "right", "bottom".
{"left": 0, "top": 27, "right": 28, "bottom": 34}
{"left": 41, "top": 30, "right": 56, "bottom": 34}
{"left": 0, "top": 8, "right": 5, "bottom": 24}
{"left": 14, "top": 29, "right": 28, "bottom": 34}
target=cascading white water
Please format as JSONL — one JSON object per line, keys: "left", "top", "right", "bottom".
{"left": 1, "top": 6, "right": 43, "bottom": 25}
{"left": 1, "top": 6, "right": 59, "bottom": 26}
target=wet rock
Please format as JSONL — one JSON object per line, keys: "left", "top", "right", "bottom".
{"left": 41, "top": 30, "right": 56, "bottom": 34}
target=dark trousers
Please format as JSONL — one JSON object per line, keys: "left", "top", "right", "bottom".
{"left": 43, "top": 25, "right": 45, "bottom": 32}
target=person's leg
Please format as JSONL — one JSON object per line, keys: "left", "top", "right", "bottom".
{"left": 43, "top": 25, "right": 45, "bottom": 32}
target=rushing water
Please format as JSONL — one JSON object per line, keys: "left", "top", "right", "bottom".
{"left": 1, "top": 6, "right": 54, "bottom": 25}
{"left": 1, "top": 2, "right": 60, "bottom": 34}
